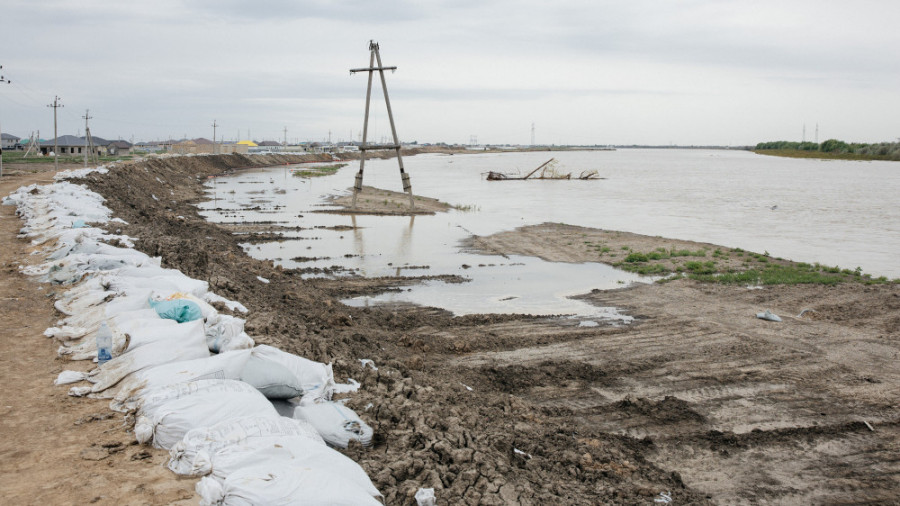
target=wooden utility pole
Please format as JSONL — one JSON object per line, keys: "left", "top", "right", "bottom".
{"left": 283, "top": 126, "right": 288, "bottom": 151}
{"left": 212, "top": 120, "right": 218, "bottom": 154}
{"left": 349, "top": 40, "right": 414, "bottom": 210}
{"left": 0, "top": 65, "right": 10, "bottom": 178}
{"left": 47, "top": 96, "right": 63, "bottom": 171}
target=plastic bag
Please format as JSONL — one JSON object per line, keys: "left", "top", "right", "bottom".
{"left": 149, "top": 298, "right": 203, "bottom": 323}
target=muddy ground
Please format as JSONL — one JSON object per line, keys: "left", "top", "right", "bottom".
{"left": 2, "top": 153, "right": 898, "bottom": 505}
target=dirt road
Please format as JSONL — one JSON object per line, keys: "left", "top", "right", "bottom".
{"left": 1, "top": 154, "right": 898, "bottom": 505}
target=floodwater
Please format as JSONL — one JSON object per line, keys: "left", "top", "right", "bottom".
{"left": 197, "top": 149, "right": 900, "bottom": 316}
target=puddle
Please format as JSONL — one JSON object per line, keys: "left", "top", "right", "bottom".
{"left": 197, "top": 159, "right": 648, "bottom": 318}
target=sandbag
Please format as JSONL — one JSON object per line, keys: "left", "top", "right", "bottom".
{"left": 134, "top": 379, "right": 277, "bottom": 449}
{"left": 195, "top": 462, "right": 382, "bottom": 506}
{"left": 110, "top": 349, "right": 253, "bottom": 411}
{"left": 248, "top": 345, "right": 334, "bottom": 402}
{"left": 240, "top": 356, "right": 304, "bottom": 400}
{"left": 167, "top": 415, "right": 324, "bottom": 476}
{"left": 85, "top": 319, "right": 209, "bottom": 394}
{"left": 292, "top": 401, "right": 374, "bottom": 449}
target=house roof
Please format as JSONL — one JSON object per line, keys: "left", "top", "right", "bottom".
{"left": 257, "top": 140, "right": 282, "bottom": 146}
{"left": 1, "top": 133, "right": 20, "bottom": 141}
{"left": 237, "top": 140, "right": 258, "bottom": 147}
{"left": 193, "top": 137, "right": 213, "bottom": 145}
{"left": 108, "top": 140, "right": 132, "bottom": 148}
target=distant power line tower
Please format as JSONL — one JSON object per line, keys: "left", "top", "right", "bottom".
{"left": 531, "top": 122, "right": 535, "bottom": 146}
{"left": 349, "top": 40, "right": 414, "bottom": 210}
{"left": 469, "top": 135, "right": 477, "bottom": 146}
{"left": 211, "top": 119, "right": 218, "bottom": 154}
{"left": 815, "top": 123, "right": 819, "bottom": 144}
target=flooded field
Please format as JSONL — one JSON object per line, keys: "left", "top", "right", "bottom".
{"left": 198, "top": 149, "right": 900, "bottom": 316}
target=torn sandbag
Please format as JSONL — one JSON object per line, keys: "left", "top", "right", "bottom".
{"left": 134, "top": 379, "right": 277, "bottom": 449}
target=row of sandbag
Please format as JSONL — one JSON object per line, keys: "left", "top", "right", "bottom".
{"left": 4, "top": 173, "right": 380, "bottom": 504}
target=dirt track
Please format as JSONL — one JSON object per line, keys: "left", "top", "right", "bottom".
{"left": 2, "top": 153, "right": 898, "bottom": 505}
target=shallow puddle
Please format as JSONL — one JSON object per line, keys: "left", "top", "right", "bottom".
{"left": 197, "top": 159, "right": 648, "bottom": 319}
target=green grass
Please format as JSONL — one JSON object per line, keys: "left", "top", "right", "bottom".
{"left": 689, "top": 263, "right": 894, "bottom": 286}
{"left": 291, "top": 163, "right": 347, "bottom": 178}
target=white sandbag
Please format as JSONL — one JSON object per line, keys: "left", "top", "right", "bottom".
{"left": 86, "top": 319, "right": 209, "bottom": 394}
{"left": 205, "top": 314, "right": 254, "bottom": 353}
{"left": 240, "top": 357, "right": 304, "bottom": 400}
{"left": 135, "top": 379, "right": 277, "bottom": 449}
{"left": 292, "top": 401, "right": 374, "bottom": 449}
{"left": 248, "top": 345, "right": 334, "bottom": 402}
{"left": 111, "top": 349, "right": 253, "bottom": 411}
{"left": 123, "top": 319, "right": 202, "bottom": 353}
{"left": 187, "top": 438, "right": 380, "bottom": 501}
{"left": 167, "top": 415, "right": 324, "bottom": 476}
{"left": 195, "top": 462, "right": 382, "bottom": 506}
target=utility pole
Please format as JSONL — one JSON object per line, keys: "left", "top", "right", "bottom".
{"left": 212, "top": 119, "right": 218, "bottom": 154}
{"left": 47, "top": 96, "right": 63, "bottom": 171}
{"left": 531, "top": 122, "right": 535, "bottom": 146}
{"left": 349, "top": 40, "right": 414, "bottom": 210}
{"left": 283, "top": 126, "right": 287, "bottom": 151}
{"left": 0, "top": 65, "right": 10, "bottom": 177}
{"left": 82, "top": 109, "right": 98, "bottom": 167}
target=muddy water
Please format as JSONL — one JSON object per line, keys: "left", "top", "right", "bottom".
{"left": 198, "top": 149, "right": 900, "bottom": 315}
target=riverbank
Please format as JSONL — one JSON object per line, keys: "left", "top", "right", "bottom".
{"left": 2, "top": 153, "right": 898, "bottom": 504}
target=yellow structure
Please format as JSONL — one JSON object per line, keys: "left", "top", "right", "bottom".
{"left": 237, "top": 140, "right": 258, "bottom": 147}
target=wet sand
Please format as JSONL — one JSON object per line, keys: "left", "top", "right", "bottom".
{"left": 1, "top": 154, "right": 898, "bottom": 504}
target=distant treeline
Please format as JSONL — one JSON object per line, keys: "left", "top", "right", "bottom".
{"left": 755, "top": 140, "right": 900, "bottom": 160}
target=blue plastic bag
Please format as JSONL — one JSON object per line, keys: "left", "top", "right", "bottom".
{"left": 149, "top": 298, "right": 203, "bottom": 323}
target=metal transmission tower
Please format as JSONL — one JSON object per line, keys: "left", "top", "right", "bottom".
{"left": 83, "top": 109, "right": 98, "bottom": 167}
{"left": 211, "top": 120, "right": 218, "bottom": 154}
{"left": 47, "top": 96, "right": 63, "bottom": 171}
{"left": 531, "top": 122, "right": 535, "bottom": 146}
{"left": 349, "top": 40, "right": 414, "bottom": 210}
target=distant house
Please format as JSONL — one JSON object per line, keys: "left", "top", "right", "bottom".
{"left": 106, "top": 140, "right": 133, "bottom": 156}
{"left": 39, "top": 135, "right": 111, "bottom": 156}
{"left": 1, "top": 132, "right": 20, "bottom": 151}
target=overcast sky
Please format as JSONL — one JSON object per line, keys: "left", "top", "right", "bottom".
{"left": 2, "top": 0, "right": 898, "bottom": 146}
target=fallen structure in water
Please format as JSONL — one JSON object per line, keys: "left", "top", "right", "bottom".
{"left": 485, "top": 158, "right": 602, "bottom": 180}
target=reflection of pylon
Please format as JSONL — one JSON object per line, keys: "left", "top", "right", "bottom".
{"left": 349, "top": 40, "right": 414, "bottom": 211}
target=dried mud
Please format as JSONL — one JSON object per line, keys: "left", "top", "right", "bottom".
{"left": 3, "top": 153, "right": 899, "bottom": 505}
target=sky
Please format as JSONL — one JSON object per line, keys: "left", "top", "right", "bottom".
{"left": 1, "top": 0, "right": 899, "bottom": 146}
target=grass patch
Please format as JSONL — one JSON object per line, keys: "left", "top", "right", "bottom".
{"left": 291, "top": 163, "right": 347, "bottom": 178}
{"left": 689, "top": 262, "right": 894, "bottom": 286}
